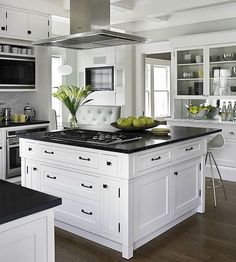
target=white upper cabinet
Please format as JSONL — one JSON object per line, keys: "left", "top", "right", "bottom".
{"left": 0, "top": 6, "right": 51, "bottom": 41}
{"left": 6, "top": 8, "right": 28, "bottom": 39}
{"left": 0, "top": 6, "right": 6, "bottom": 35}
{"left": 29, "top": 14, "right": 50, "bottom": 40}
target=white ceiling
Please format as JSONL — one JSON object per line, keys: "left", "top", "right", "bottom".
{"left": 49, "top": 0, "right": 236, "bottom": 33}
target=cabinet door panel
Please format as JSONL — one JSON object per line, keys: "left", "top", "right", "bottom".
{"left": 29, "top": 14, "right": 50, "bottom": 40}
{"left": 25, "top": 160, "right": 38, "bottom": 190}
{"left": 0, "top": 7, "right": 6, "bottom": 36}
{"left": 0, "top": 217, "right": 47, "bottom": 262}
{"left": 6, "top": 8, "right": 28, "bottom": 39}
{"left": 101, "top": 179, "right": 120, "bottom": 240}
{"left": 173, "top": 159, "right": 200, "bottom": 216}
{"left": 0, "top": 144, "right": 3, "bottom": 180}
{"left": 134, "top": 169, "right": 171, "bottom": 241}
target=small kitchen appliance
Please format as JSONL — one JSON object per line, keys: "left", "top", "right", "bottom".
{"left": 24, "top": 103, "right": 36, "bottom": 121}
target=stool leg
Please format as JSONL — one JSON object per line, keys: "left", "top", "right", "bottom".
{"left": 209, "top": 152, "right": 217, "bottom": 207}
{"left": 210, "top": 152, "right": 227, "bottom": 200}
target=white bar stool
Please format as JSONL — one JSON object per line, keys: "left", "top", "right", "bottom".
{"left": 205, "top": 133, "right": 227, "bottom": 207}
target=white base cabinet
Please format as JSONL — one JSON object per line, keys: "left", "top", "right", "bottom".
{"left": 0, "top": 209, "right": 55, "bottom": 262}
{"left": 20, "top": 137, "right": 206, "bottom": 259}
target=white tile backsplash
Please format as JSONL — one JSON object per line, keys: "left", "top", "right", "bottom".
{"left": 0, "top": 93, "right": 30, "bottom": 114}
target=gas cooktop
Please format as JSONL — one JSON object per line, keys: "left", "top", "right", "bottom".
{"left": 43, "top": 129, "right": 142, "bottom": 145}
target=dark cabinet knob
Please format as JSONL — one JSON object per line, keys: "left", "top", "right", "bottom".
{"left": 1, "top": 26, "right": 5, "bottom": 31}
{"left": 174, "top": 172, "right": 178, "bottom": 176}
{"left": 28, "top": 147, "right": 32, "bottom": 151}
{"left": 33, "top": 167, "right": 37, "bottom": 171}
{"left": 107, "top": 161, "right": 112, "bottom": 166}
{"left": 27, "top": 30, "right": 31, "bottom": 34}
{"left": 103, "top": 184, "right": 108, "bottom": 189}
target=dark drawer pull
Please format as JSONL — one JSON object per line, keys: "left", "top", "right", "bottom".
{"left": 33, "top": 167, "right": 37, "bottom": 171}
{"left": 44, "top": 150, "right": 54, "bottom": 154}
{"left": 81, "top": 209, "right": 93, "bottom": 215}
{"left": 47, "top": 175, "right": 56, "bottom": 180}
{"left": 28, "top": 147, "right": 32, "bottom": 151}
{"left": 174, "top": 172, "right": 178, "bottom": 176}
{"left": 185, "top": 147, "right": 193, "bottom": 151}
{"left": 151, "top": 156, "right": 161, "bottom": 161}
{"left": 107, "top": 161, "right": 112, "bottom": 166}
{"left": 0, "top": 147, "right": 2, "bottom": 149}
{"left": 1, "top": 26, "right": 5, "bottom": 31}
{"left": 79, "top": 156, "right": 90, "bottom": 161}
{"left": 81, "top": 183, "right": 92, "bottom": 189}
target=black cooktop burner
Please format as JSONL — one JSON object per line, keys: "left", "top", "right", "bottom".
{"left": 42, "top": 129, "right": 142, "bottom": 145}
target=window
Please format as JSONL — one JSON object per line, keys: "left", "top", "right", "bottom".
{"left": 52, "top": 56, "right": 63, "bottom": 127}
{"left": 145, "top": 59, "right": 170, "bottom": 118}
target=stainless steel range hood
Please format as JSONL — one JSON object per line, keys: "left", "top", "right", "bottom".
{"left": 34, "top": 0, "right": 148, "bottom": 50}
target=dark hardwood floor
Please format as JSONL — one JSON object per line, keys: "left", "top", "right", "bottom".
{"left": 55, "top": 180, "right": 236, "bottom": 262}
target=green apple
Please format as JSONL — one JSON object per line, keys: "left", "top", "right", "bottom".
{"left": 117, "top": 118, "right": 125, "bottom": 126}
{"left": 133, "top": 118, "right": 146, "bottom": 128}
{"left": 119, "top": 119, "right": 130, "bottom": 128}
{"left": 145, "top": 117, "right": 155, "bottom": 125}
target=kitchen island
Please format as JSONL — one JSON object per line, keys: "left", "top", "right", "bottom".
{"left": 0, "top": 179, "right": 61, "bottom": 262}
{"left": 19, "top": 126, "right": 221, "bottom": 259}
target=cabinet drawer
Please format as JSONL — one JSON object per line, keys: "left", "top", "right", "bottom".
{"left": 41, "top": 165, "right": 100, "bottom": 200}
{"left": 39, "top": 144, "right": 99, "bottom": 169}
{"left": 100, "top": 154, "right": 118, "bottom": 175}
{"left": 222, "top": 126, "right": 236, "bottom": 140}
{"left": 25, "top": 142, "right": 37, "bottom": 157}
{"left": 42, "top": 186, "right": 100, "bottom": 234}
{"left": 175, "top": 140, "right": 203, "bottom": 160}
{"left": 134, "top": 149, "right": 172, "bottom": 173}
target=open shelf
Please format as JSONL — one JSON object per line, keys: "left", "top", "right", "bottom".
{"left": 210, "top": 60, "right": 236, "bottom": 65}
{"left": 178, "top": 78, "right": 203, "bottom": 81}
{"left": 0, "top": 52, "right": 35, "bottom": 58}
{"left": 177, "top": 62, "right": 203, "bottom": 66}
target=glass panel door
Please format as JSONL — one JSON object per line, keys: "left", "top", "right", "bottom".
{"left": 177, "top": 49, "right": 204, "bottom": 96}
{"left": 209, "top": 46, "right": 236, "bottom": 96}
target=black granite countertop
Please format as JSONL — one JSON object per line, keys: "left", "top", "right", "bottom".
{"left": 19, "top": 126, "right": 221, "bottom": 154}
{"left": 0, "top": 120, "right": 49, "bottom": 128}
{"left": 0, "top": 180, "right": 61, "bottom": 225}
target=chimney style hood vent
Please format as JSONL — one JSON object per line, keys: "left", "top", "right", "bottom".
{"left": 34, "top": 0, "right": 148, "bottom": 49}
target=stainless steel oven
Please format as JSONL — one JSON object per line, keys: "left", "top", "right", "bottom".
{"left": 6, "top": 127, "right": 47, "bottom": 179}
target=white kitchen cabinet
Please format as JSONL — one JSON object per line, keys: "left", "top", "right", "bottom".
{"left": 101, "top": 179, "right": 121, "bottom": 241}
{"left": 134, "top": 169, "right": 171, "bottom": 241}
{"left": 0, "top": 6, "right": 6, "bottom": 36}
{"left": 20, "top": 137, "right": 206, "bottom": 259}
{"left": 0, "top": 6, "right": 51, "bottom": 41}
{"left": 24, "top": 160, "right": 39, "bottom": 191}
{"left": 0, "top": 215, "right": 47, "bottom": 262}
{"left": 172, "top": 159, "right": 201, "bottom": 216}
{"left": 6, "top": 8, "right": 28, "bottom": 39}
{"left": 28, "top": 14, "right": 50, "bottom": 40}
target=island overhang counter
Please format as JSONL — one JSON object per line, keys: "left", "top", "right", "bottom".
{"left": 19, "top": 126, "right": 221, "bottom": 259}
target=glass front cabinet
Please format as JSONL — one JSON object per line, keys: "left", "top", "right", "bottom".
{"left": 174, "top": 45, "right": 236, "bottom": 99}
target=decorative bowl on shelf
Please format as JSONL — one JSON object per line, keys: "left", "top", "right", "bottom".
{"left": 222, "top": 53, "right": 235, "bottom": 61}
{"left": 185, "top": 105, "right": 220, "bottom": 120}
{"left": 110, "top": 120, "right": 159, "bottom": 131}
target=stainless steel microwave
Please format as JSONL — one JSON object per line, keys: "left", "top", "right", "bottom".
{"left": 85, "top": 66, "right": 114, "bottom": 91}
{"left": 0, "top": 55, "right": 35, "bottom": 89}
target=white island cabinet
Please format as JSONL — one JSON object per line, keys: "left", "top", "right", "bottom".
{"left": 20, "top": 133, "right": 209, "bottom": 259}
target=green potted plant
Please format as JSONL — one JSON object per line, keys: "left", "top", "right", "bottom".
{"left": 52, "top": 85, "right": 94, "bottom": 128}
